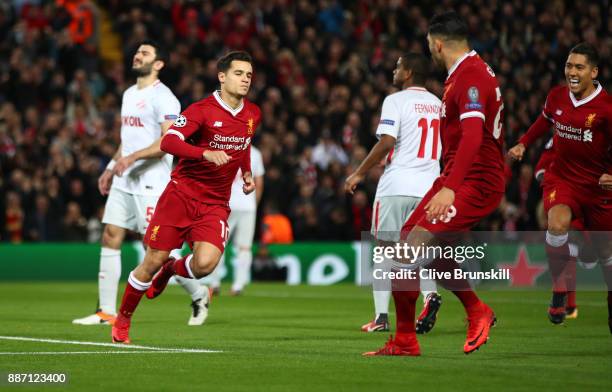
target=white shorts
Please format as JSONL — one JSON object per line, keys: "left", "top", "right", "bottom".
{"left": 102, "top": 187, "right": 160, "bottom": 235}
{"left": 228, "top": 209, "right": 256, "bottom": 248}
{"left": 371, "top": 195, "right": 421, "bottom": 242}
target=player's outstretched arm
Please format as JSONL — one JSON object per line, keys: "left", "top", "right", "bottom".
{"left": 344, "top": 135, "right": 395, "bottom": 195}
{"left": 114, "top": 120, "right": 175, "bottom": 176}
{"left": 510, "top": 113, "right": 553, "bottom": 160}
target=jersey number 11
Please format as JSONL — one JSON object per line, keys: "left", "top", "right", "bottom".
{"left": 417, "top": 118, "right": 440, "bottom": 160}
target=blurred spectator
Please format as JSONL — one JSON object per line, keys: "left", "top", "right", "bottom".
{"left": 311, "top": 130, "right": 349, "bottom": 170}
{"left": 350, "top": 189, "right": 372, "bottom": 240}
{"left": 24, "top": 193, "right": 61, "bottom": 241}
{"left": 261, "top": 203, "right": 294, "bottom": 244}
{"left": 60, "top": 201, "right": 87, "bottom": 241}
{"left": 4, "top": 190, "right": 24, "bottom": 243}
{"left": 86, "top": 205, "right": 104, "bottom": 243}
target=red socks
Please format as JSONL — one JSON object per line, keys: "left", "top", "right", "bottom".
{"left": 545, "top": 242, "right": 570, "bottom": 292}
{"left": 453, "top": 290, "right": 481, "bottom": 312}
{"left": 172, "top": 255, "right": 194, "bottom": 278}
{"left": 391, "top": 271, "right": 420, "bottom": 346}
{"left": 392, "top": 289, "right": 419, "bottom": 346}
{"left": 118, "top": 272, "right": 150, "bottom": 318}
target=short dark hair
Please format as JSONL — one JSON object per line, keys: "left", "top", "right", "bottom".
{"left": 569, "top": 42, "right": 599, "bottom": 67}
{"left": 401, "top": 53, "right": 429, "bottom": 85}
{"left": 217, "top": 51, "right": 253, "bottom": 73}
{"left": 428, "top": 11, "right": 468, "bottom": 42}
{"left": 139, "top": 39, "right": 168, "bottom": 63}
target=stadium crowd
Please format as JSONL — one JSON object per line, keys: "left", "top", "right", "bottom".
{"left": 0, "top": 0, "right": 610, "bottom": 243}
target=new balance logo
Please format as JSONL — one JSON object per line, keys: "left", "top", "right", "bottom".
{"left": 555, "top": 109, "right": 562, "bottom": 115}
{"left": 214, "top": 121, "right": 223, "bottom": 127}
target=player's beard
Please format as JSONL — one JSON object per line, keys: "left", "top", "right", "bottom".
{"left": 132, "top": 62, "right": 154, "bottom": 78}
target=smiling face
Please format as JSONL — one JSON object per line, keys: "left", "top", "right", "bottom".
{"left": 564, "top": 53, "right": 598, "bottom": 99}
{"left": 219, "top": 60, "right": 253, "bottom": 97}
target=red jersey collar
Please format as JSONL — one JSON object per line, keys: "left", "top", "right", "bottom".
{"left": 213, "top": 90, "right": 244, "bottom": 117}
{"left": 447, "top": 50, "right": 477, "bottom": 80}
{"left": 569, "top": 81, "right": 602, "bottom": 108}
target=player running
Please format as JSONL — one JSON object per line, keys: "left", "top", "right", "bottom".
{"left": 72, "top": 40, "right": 209, "bottom": 327}
{"left": 209, "top": 145, "right": 265, "bottom": 296}
{"left": 508, "top": 43, "right": 612, "bottom": 330}
{"left": 345, "top": 53, "right": 442, "bottom": 334}
{"left": 111, "top": 51, "right": 260, "bottom": 343}
{"left": 365, "top": 11, "right": 505, "bottom": 356}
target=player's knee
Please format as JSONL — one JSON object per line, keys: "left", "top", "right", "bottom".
{"left": 191, "top": 253, "right": 220, "bottom": 277}
{"left": 547, "top": 211, "right": 571, "bottom": 235}
{"left": 548, "top": 219, "right": 570, "bottom": 235}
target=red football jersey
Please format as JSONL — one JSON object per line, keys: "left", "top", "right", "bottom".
{"left": 440, "top": 50, "right": 505, "bottom": 192}
{"left": 538, "top": 84, "right": 611, "bottom": 190}
{"left": 166, "top": 91, "right": 261, "bottom": 205}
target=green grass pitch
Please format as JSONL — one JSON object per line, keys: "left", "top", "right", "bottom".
{"left": 0, "top": 282, "right": 610, "bottom": 391}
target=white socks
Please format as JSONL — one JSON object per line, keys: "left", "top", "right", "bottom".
{"left": 232, "top": 249, "right": 253, "bottom": 292}
{"left": 127, "top": 271, "right": 151, "bottom": 291}
{"left": 373, "top": 290, "right": 391, "bottom": 315}
{"left": 420, "top": 277, "right": 438, "bottom": 304}
{"left": 175, "top": 276, "right": 205, "bottom": 301}
{"left": 98, "top": 247, "right": 121, "bottom": 315}
{"left": 546, "top": 231, "right": 568, "bottom": 247}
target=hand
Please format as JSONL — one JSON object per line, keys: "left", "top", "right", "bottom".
{"left": 508, "top": 143, "right": 526, "bottom": 161}
{"left": 113, "top": 155, "right": 137, "bottom": 177}
{"left": 344, "top": 172, "right": 364, "bottom": 195}
{"left": 203, "top": 150, "right": 231, "bottom": 166}
{"left": 242, "top": 172, "right": 255, "bottom": 195}
{"left": 599, "top": 173, "right": 612, "bottom": 190}
{"left": 98, "top": 170, "right": 113, "bottom": 195}
{"left": 425, "top": 186, "right": 455, "bottom": 222}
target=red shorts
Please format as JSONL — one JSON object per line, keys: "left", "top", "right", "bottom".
{"left": 143, "top": 182, "right": 230, "bottom": 252}
{"left": 401, "top": 178, "right": 503, "bottom": 237}
{"left": 543, "top": 172, "right": 612, "bottom": 231}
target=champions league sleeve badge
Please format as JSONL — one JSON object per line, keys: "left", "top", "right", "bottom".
{"left": 173, "top": 115, "right": 187, "bottom": 128}
{"left": 466, "top": 87, "right": 482, "bottom": 110}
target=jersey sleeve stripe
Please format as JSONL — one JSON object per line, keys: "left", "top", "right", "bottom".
{"left": 166, "top": 129, "right": 185, "bottom": 141}
{"left": 541, "top": 111, "right": 552, "bottom": 121}
{"left": 459, "top": 111, "right": 485, "bottom": 121}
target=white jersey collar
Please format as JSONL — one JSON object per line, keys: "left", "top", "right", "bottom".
{"left": 447, "top": 50, "right": 477, "bottom": 79}
{"left": 569, "top": 81, "right": 602, "bottom": 107}
{"left": 213, "top": 90, "right": 244, "bottom": 117}
{"left": 135, "top": 79, "right": 161, "bottom": 91}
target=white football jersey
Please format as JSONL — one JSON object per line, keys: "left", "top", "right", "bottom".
{"left": 229, "top": 146, "right": 265, "bottom": 212}
{"left": 375, "top": 87, "right": 441, "bottom": 198}
{"left": 112, "top": 80, "right": 180, "bottom": 196}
